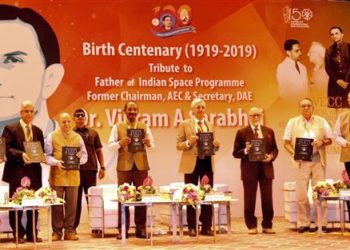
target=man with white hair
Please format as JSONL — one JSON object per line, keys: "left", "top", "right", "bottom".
{"left": 176, "top": 98, "right": 220, "bottom": 237}
{"left": 2, "top": 100, "right": 45, "bottom": 243}
{"left": 233, "top": 107, "right": 278, "bottom": 234}
{"left": 283, "top": 98, "right": 332, "bottom": 233}
{"left": 45, "top": 113, "right": 87, "bottom": 241}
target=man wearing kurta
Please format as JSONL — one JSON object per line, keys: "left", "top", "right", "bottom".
{"left": 45, "top": 113, "right": 87, "bottom": 241}
{"left": 283, "top": 98, "right": 332, "bottom": 233}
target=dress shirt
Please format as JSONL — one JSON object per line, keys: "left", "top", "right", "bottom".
{"left": 19, "top": 119, "right": 32, "bottom": 142}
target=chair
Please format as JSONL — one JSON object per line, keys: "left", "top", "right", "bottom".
{"left": 87, "top": 184, "right": 156, "bottom": 237}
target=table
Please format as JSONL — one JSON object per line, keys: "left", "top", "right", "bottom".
{"left": 119, "top": 197, "right": 236, "bottom": 245}
{"left": 317, "top": 195, "right": 347, "bottom": 235}
{"left": 178, "top": 198, "right": 237, "bottom": 243}
{"left": 0, "top": 202, "right": 63, "bottom": 249}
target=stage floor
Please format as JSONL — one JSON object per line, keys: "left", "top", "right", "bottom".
{"left": 1, "top": 215, "right": 350, "bottom": 249}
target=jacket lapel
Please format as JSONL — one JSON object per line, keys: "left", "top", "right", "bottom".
{"left": 190, "top": 118, "right": 197, "bottom": 135}
{"left": 16, "top": 122, "right": 25, "bottom": 144}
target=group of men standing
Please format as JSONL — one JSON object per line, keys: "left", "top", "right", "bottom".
{"left": 1, "top": 101, "right": 105, "bottom": 243}
{"left": 3, "top": 94, "right": 350, "bottom": 243}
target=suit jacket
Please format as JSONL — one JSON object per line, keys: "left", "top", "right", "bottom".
{"left": 177, "top": 118, "right": 216, "bottom": 174}
{"left": 233, "top": 125, "right": 278, "bottom": 181}
{"left": 2, "top": 122, "right": 44, "bottom": 189}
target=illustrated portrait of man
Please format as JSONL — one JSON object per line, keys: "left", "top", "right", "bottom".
{"left": 325, "top": 26, "right": 350, "bottom": 108}
{"left": 277, "top": 39, "right": 308, "bottom": 100}
{"left": 308, "top": 42, "right": 329, "bottom": 97}
{"left": 0, "top": 4, "right": 64, "bottom": 136}
{"left": 161, "top": 14, "right": 173, "bottom": 31}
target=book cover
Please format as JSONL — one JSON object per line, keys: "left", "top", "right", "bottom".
{"left": 62, "top": 146, "right": 80, "bottom": 170}
{"left": 249, "top": 139, "right": 266, "bottom": 162}
{"left": 294, "top": 137, "right": 314, "bottom": 161}
{"left": 127, "top": 129, "right": 145, "bottom": 152}
{"left": 197, "top": 132, "right": 215, "bottom": 156}
{"left": 23, "top": 141, "right": 45, "bottom": 163}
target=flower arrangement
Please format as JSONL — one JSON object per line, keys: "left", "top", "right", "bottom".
{"left": 11, "top": 177, "right": 35, "bottom": 205}
{"left": 312, "top": 180, "right": 347, "bottom": 199}
{"left": 181, "top": 183, "right": 201, "bottom": 207}
{"left": 35, "top": 187, "right": 65, "bottom": 204}
{"left": 118, "top": 183, "right": 141, "bottom": 202}
{"left": 199, "top": 175, "right": 212, "bottom": 200}
{"left": 137, "top": 176, "right": 157, "bottom": 195}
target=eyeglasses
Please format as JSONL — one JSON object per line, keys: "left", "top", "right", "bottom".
{"left": 74, "top": 114, "right": 85, "bottom": 118}
{"left": 301, "top": 104, "right": 312, "bottom": 108}
{"left": 249, "top": 114, "right": 261, "bottom": 117}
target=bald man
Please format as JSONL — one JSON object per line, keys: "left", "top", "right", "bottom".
{"left": 45, "top": 113, "right": 87, "bottom": 241}
{"left": 233, "top": 107, "right": 278, "bottom": 234}
{"left": 2, "top": 100, "right": 45, "bottom": 243}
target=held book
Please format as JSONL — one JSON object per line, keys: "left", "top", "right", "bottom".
{"left": 62, "top": 146, "right": 80, "bottom": 170}
{"left": 294, "top": 137, "right": 314, "bottom": 161}
{"left": 127, "top": 129, "right": 145, "bottom": 153}
{"left": 23, "top": 141, "right": 45, "bottom": 163}
{"left": 197, "top": 132, "right": 215, "bottom": 156}
{"left": 249, "top": 139, "right": 266, "bottom": 162}
{"left": 0, "top": 137, "right": 5, "bottom": 161}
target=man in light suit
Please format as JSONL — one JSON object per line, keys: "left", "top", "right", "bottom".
{"left": 233, "top": 107, "right": 278, "bottom": 234}
{"left": 2, "top": 100, "right": 45, "bottom": 243}
{"left": 176, "top": 98, "right": 220, "bottom": 236}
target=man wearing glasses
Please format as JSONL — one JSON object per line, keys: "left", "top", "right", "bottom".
{"left": 283, "top": 98, "right": 332, "bottom": 233}
{"left": 176, "top": 98, "right": 220, "bottom": 237}
{"left": 233, "top": 107, "right": 278, "bottom": 234}
{"left": 2, "top": 100, "right": 45, "bottom": 243}
{"left": 73, "top": 109, "right": 105, "bottom": 234}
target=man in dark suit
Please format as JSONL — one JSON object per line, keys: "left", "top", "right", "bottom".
{"left": 325, "top": 26, "right": 350, "bottom": 108}
{"left": 233, "top": 107, "right": 278, "bottom": 234}
{"left": 2, "top": 100, "right": 45, "bottom": 243}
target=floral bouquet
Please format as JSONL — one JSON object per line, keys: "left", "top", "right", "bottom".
{"left": 137, "top": 176, "right": 157, "bottom": 195}
{"left": 11, "top": 177, "right": 35, "bottom": 205}
{"left": 181, "top": 183, "right": 202, "bottom": 207}
{"left": 312, "top": 180, "right": 346, "bottom": 199}
{"left": 199, "top": 175, "right": 212, "bottom": 200}
{"left": 35, "top": 186, "right": 65, "bottom": 204}
{"left": 118, "top": 183, "right": 141, "bottom": 202}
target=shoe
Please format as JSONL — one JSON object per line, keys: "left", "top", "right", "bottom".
{"left": 248, "top": 228, "right": 258, "bottom": 234}
{"left": 64, "top": 233, "right": 79, "bottom": 240}
{"left": 52, "top": 233, "right": 61, "bottom": 241}
{"left": 312, "top": 226, "right": 330, "bottom": 233}
{"left": 262, "top": 228, "right": 276, "bottom": 234}
{"left": 298, "top": 226, "right": 310, "bottom": 233}
{"left": 188, "top": 229, "right": 197, "bottom": 237}
{"left": 13, "top": 237, "right": 25, "bottom": 244}
{"left": 91, "top": 229, "right": 102, "bottom": 234}
{"left": 27, "top": 237, "right": 43, "bottom": 242}
{"left": 201, "top": 229, "right": 214, "bottom": 236}
{"left": 135, "top": 229, "right": 147, "bottom": 239}
{"left": 117, "top": 232, "right": 129, "bottom": 239}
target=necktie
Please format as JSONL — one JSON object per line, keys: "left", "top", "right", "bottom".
{"left": 25, "top": 125, "right": 32, "bottom": 142}
{"left": 295, "top": 61, "right": 300, "bottom": 74}
{"left": 198, "top": 121, "right": 204, "bottom": 133}
{"left": 254, "top": 126, "right": 259, "bottom": 138}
